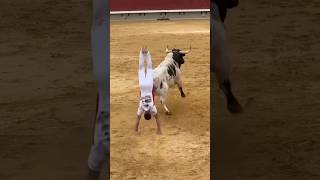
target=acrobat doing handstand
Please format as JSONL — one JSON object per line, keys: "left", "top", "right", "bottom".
{"left": 135, "top": 47, "right": 161, "bottom": 134}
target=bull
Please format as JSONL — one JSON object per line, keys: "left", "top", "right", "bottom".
{"left": 153, "top": 46, "right": 191, "bottom": 115}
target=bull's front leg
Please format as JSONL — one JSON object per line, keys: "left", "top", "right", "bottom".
{"left": 175, "top": 77, "right": 186, "bottom": 98}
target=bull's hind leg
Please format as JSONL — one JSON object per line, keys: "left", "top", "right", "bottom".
{"left": 158, "top": 82, "right": 172, "bottom": 115}
{"left": 176, "top": 78, "right": 186, "bottom": 98}
{"left": 179, "top": 87, "right": 186, "bottom": 98}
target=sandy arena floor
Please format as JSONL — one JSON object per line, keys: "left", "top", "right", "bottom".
{"left": 110, "top": 20, "right": 210, "bottom": 179}
{"left": 215, "top": 0, "right": 320, "bottom": 179}
{"left": 0, "top": 0, "right": 98, "bottom": 179}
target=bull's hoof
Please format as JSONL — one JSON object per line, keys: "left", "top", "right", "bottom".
{"left": 166, "top": 111, "right": 172, "bottom": 115}
{"left": 227, "top": 98, "right": 243, "bottom": 114}
{"left": 181, "top": 93, "right": 186, "bottom": 98}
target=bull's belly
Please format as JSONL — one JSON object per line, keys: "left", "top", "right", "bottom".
{"left": 167, "top": 78, "right": 176, "bottom": 87}
{"left": 153, "top": 79, "right": 176, "bottom": 96}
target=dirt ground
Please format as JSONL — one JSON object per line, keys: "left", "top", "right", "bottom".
{"left": 0, "top": 0, "right": 319, "bottom": 180}
{"left": 110, "top": 20, "right": 210, "bottom": 179}
{"left": 215, "top": 0, "right": 320, "bottom": 179}
{"left": 0, "top": 0, "right": 100, "bottom": 179}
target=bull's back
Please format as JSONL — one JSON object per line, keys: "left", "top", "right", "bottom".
{"left": 153, "top": 67, "right": 177, "bottom": 86}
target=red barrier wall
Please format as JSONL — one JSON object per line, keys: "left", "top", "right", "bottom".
{"left": 110, "top": 0, "right": 210, "bottom": 11}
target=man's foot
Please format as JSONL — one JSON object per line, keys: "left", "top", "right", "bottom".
{"left": 165, "top": 111, "right": 172, "bottom": 115}
{"left": 86, "top": 168, "right": 100, "bottom": 180}
{"left": 141, "top": 46, "right": 148, "bottom": 54}
{"left": 227, "top": 95, "right": 243, "bottom": 113}
{"left": 220, "top": 80, "right": 243, "bottom": 114}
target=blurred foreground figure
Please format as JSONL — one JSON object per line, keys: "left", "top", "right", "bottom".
{"left": 86, "top": 0, "right": 109, "bottom": 179}
{"left": 211, "top": 0, "right": 243, "bottom": 113}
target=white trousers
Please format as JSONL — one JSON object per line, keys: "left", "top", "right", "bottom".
{"left": 138, "top": 50, "right": 153, "bottom": 98}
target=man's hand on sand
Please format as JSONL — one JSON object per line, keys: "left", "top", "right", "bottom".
{"left": 157, "top": 129, "right": 162, "bottom": 135}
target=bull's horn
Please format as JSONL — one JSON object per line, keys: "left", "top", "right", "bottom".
{"left": 179, "top": 45, "right": 192, "bottom": 54}
{"left": 165, "top": 45, "right": 171, "bottom": 53}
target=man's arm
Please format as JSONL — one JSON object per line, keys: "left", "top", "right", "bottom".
{"left": 135, "top": 114, "right": 142, "bottom": 132}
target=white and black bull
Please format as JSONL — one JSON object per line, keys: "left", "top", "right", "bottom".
{"left": 152, "top": 46, "right": 191, "bottom": 115}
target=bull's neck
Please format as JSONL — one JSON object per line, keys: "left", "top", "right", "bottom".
{"left": 173, "top": 61, "right": 181, "bottom": 68}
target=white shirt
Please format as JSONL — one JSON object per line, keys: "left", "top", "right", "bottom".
{"left": 137, "top": 95, "right": 157, "bottom": 116}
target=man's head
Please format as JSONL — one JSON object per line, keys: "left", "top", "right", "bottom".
{"left": 144, "top": 111, "right": 152, "bottom": 120}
